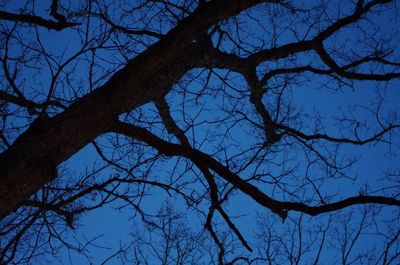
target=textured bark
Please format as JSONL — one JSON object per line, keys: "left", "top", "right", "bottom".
{"left": 0, "top": 0, "right": 268, "bottom": 219}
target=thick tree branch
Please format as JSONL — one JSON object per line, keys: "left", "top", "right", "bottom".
{"left": 0, "top": 0, "right": 398, "bottom": 223}
{"left": 111, "top": 120, "right": 400, "bottom": 219}
{"left": 245, "top": 67, "right": 282, "bottom": 145}
{"left": 277, "top": 123, "right": 399, "bottom": 145}
{"left": 155, "top": 98, "right": 253, "bottom": 251}
{"left": 315, "top": 0, "right": 393, "bottom": 42}
{"left": 0, "top": 0, "right": 273, "bottom": 219}
{"left": 0, "top": 91, "right": 65, "bottom": 113}
{"left": 315, "top": 44, "right": 400, "bottom": 81}
{"left": 95, "top": 13, "right": 163, "bottom": 38}
{"left": 0, "top": 11, "right": 79, "bottom": 31}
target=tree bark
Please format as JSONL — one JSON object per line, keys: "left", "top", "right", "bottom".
{"left": 0, "top": 0, "right": 266, "bottom": 219}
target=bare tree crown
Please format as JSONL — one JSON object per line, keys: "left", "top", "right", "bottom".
{"left": 0, "top": 0, "right": 399, "bottom": 264}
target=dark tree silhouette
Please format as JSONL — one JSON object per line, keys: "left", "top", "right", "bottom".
{"left": 0, "top": 0, "right": 400, "bottom": 264}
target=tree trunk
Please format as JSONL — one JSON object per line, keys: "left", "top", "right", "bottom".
{"left": 0, "top": 0, "right": 266, "bottom": 218}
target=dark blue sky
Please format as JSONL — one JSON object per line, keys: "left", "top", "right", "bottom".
{"left": 1, "top": 0, "right": 399, "bottom": 264}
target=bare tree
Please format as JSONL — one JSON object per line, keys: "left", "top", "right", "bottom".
{"left": 0, "top": 0, "right": 400, "bottom": 264}
{"left": 125, "top": 202, "right": 208, "bottom": 264}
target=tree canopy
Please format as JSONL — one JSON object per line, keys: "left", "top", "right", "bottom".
{"left": 0, "top": 0, "right": 400, "bottom": 264}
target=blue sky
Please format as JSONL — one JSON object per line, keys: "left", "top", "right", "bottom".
{"left": 1, "top": 0, "right": 400, "bottom": 264}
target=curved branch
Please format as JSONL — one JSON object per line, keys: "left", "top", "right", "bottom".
{"left": 0, "top": 11, "right": 80, "bottom": 31}
{"left": 111, "top": 120, "right": 400, "bottom": 219}
{"left": 0, "top": 0, "right": 272, "bottom": 219}
{"left": 277, "top": 123, "right": 399, "bottom": 145}
{"left": 315, "top": 44, "right": 400, "bottom": 81}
